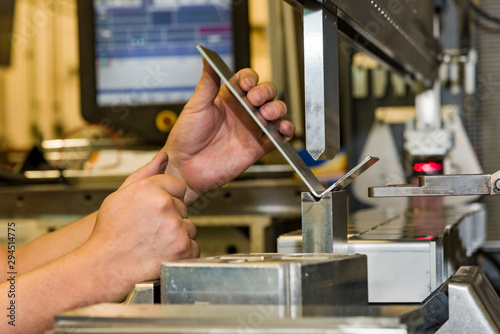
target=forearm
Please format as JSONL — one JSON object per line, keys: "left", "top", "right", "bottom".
{"left": 0, "top": 242, "right": 127, "bottom": 333}
{"left": 13, "top": 212, "right": 97, "bottom": 278}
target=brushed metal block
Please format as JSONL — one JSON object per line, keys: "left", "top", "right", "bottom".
{"left": 161, "top": 253, "right": 367, "bottom": 306}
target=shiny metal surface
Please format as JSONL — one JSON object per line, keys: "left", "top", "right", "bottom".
{"left": 331, "top": 156, "right": 379, "bottom": 191}
{"left": 303, "top": 0, "right": 340, "bottom": 160}
{"left": 285, "top": 0, "right": 441, "bottom": 86}
{"left": 161, "top": 253, "right": 367, "bottom": 307}
{"left": 124, "top": 280, "right": 159, "bottom": 304}
{"left": 49, "top": 303, "right": 423, "bottom": 333}
{"left": 197, "top": 45, "right": 378, "bottom": 198}
{"left": 302, "top": 191, "right": 347, "bottom": 253}
{"left": 369, "top": 170, "right": 500, "bottom": 197}
{"left": 436, "top": 266, "right": 500, "bottom": 334}
{"left": 278, "top": 204, "right": 487, "bottom": 303}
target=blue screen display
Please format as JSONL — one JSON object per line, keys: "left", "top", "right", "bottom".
{"left": 94, "top": 0, "right": 234, "bottom": 106}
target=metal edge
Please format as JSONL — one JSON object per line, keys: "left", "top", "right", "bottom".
{"left": 196, "top": 45, "right": 327, "bottom": 198}
{"left": 197, "top": 46, "right": 378, "bottom": 198}
{"left": 324, "top": 156, "right": 379, "bottom": 195}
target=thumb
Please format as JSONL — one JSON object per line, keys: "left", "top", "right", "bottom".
{"left": 119, "top": 151, "right": 168, "bottom": 189}
{"left": 184, "top": 58, "right": 220, "bottom": 112}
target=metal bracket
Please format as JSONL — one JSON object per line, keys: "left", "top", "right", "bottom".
{"left": 369, "top": 169, "right": 500, "bottom": 197}
{"left": 197, "top": 45, "right": 378, "bottom": 199}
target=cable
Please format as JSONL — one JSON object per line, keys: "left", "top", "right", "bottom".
{"left": 468, "top": 0, "right": 500, "bottom": 26}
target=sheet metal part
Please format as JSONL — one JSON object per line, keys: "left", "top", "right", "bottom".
{"left": 303, "top": 0, "right": 340, "bottom": 160}
{"left": 285, "top": 0, "right": 441, "bottom": 87}
{"left": 197, "top": 45, "right": 378, "bottom": 198}
{"left": 331, "top": 155, "right": 378, "bottom": 191}
{"left": 369, "top": 169, "right": 500, "bottom": 197}
{"left": 302, "top": 191, "right": 347, "bottom": 253}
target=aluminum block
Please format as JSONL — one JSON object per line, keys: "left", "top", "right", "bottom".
{"left": 161, "top": 253, "right": 367, "bottom": 306}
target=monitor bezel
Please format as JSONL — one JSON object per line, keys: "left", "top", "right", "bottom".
{"left": 77, "top": 0, "right": 250, "bottom": 143}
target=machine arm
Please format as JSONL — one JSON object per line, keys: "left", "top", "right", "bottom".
{"left": 285, "top": 0, "right": 441, "bottom": 86}
{"left": 369, "top": 169, "right": 500, "bottom": 197}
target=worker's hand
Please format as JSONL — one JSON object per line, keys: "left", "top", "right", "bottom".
{"left": 163, "top": 59, "right": 295, "bottom": 205}
{"left": 82, "top": 152, "right": 199, "bottom": 297}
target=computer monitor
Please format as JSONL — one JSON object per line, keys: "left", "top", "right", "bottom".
{"left": 0, "top": 0, "right": 16, "bottom": 67}
{"left": 77, "top": 0, "right": 249, "bottom": 143}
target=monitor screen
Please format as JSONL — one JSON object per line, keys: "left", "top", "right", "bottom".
{"left": 94, "top": 0, "right": 235, "bottom": 107}
{"left": 78, "top": 0, "right": 249, "bottom": 143}
{"left": 0, "top": 0, "right": 15, "bottom": 67}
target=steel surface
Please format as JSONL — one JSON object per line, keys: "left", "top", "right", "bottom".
{"left": 123, "top": 281, "right": 159, "bottom": 304}
{"left": 161, "top": 253, "right": 368, "bottom": 306}
{"left": 303, "top": 0, "right": 340, "bottom": 160}
{"left": 302, "top": 191, "right": 347, "bottom": 253}
{"left": 436, "top": 266, "right": 500, "bottom": 334}
{"left": 369, "top": 174, "right": 496, "bottom": 197}
{"left": 50, "top": 303, "right": 423, "bottom": 333}
{"left": 278, "top": 204, "right": 487, "bottom": 303}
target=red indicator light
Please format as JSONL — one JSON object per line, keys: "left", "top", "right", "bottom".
{"left": 413, "top": 162, "right": 443, "bottom": 173}
{"left": 417, "top": 235, "right": 435, "bottom": 240}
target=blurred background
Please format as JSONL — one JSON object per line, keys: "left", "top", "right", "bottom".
{"left": 0, "top": 0, "right": 279, "bottom": 149}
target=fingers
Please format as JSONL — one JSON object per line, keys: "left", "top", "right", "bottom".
{"left": 236, "top": 68, "right": 259, "bottom": 92}
{"left": 190, "top": 239, "right": 201, "bottom": 258}
{"left": 257, "top": 97, "right": 295, "bottom": 141}
{"left": 147, "top": 174, "right": 187, "bottom": 200}
{"left": 120, "top": 152, "right": 168, "bottom": 189}
{"left": 171, "top": 197, "right": 189, "bottom": 219}
{"left": 182, "top": 218, "right": 197, "bottom": 240}
{"left": 235, "top": 70, "right": 292, "bottom": 136}
{"left": 260, "top": 100, "right": 287, "bottom": 121}
{"left": 171, "top": 220, "right": 199, "bottom": 260}
{"left": 279, "top": 120, "right": 295, "bottom": 141}
{"left": 247, "top": 82, "right": 277, "bottom": 106}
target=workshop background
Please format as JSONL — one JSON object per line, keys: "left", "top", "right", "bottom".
{"left": 6, "top": 1, "right": 500, "bottom": 331}
{"left": 0, "top": 0, "right": 308, "bottom": 251}
{"left": 0, "top": 0, "right": 277, "bottom": 149}
{"left": 2, "top": 0, "right": 500, "bottom": 250}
